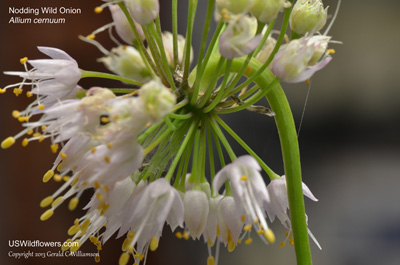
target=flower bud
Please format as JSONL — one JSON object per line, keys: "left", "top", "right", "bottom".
{"left": 184, "top": 190, "right": 209, "bottom": 239}
{"left": 161, "top": 32, "right": 193, "bottom": 68}
{"left": 99, "top": 46, "right": 152, "bottom": 83}
{"left": 219, "top": 15, "right": 261, "bottom": 59}
{"left": 272, "top": 36, "right": 332, "bottom": 83}
{"left": 109, "top": 5, "right": 144, "bottom": 44}
{"left": 290, "top": 0, "right": 327, "bottom": 35}
{"left": 139, "top": 80, "right": 176, "bottom": 122}
{"left": 251, "top": 0, "right": 291, "bottom": 23}
{"left": 255, "top": 36, "right": 277, "bottom": 68}
{"left": 125, "top": 0, "right": 159, "bottom": 25}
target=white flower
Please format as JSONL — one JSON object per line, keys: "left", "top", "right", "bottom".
{"left": 219, "top": 15, "right": 262, "bottom": 59}
{"left": 272, "top": 35, "right": 332, "bottom": 83}
{"left": 251, "top": 0, "right": 291, "bottom": 23}
{"left": 161, "top": 32, "right": 193, "bottom": 68}
{"left": 184, "top": 190, "right": 209, "bottom": 239}
{"left": 202, "top": 195, "right": 223, "bottom": 246}
{"left": 290, "top": 0, "right": 327, "bottom": 35}
{"left": 216, "top": 196, "right": 243, "bottom": 250}
{"left": 266, "top": 175, "right": 321, "bottom": 249}
{"left": 213, "top": 155, "right": 274, "bottom": 244}
{"left": 109, "top": 5, "right": 144, "bottom": 44}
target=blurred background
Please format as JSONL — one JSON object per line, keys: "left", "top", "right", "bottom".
{"left": 1, "top": 0, "right": 399, "bottom": 265}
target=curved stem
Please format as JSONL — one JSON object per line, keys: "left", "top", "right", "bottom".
{"left": 80, "top": 70, "right": 143, "bottom": 86}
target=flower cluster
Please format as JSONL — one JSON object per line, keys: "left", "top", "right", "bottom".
{"left": 1, "top": 0, "right": 341, "bottom": 264}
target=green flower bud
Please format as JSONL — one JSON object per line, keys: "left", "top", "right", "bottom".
{"left": 290, "top": 0, "right": 328, "bottom": 35}
{"left": 251, "top": 0, "right": 291, "bottom": 23}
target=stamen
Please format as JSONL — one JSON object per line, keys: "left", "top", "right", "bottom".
{"left": 94, "top": 7, "right": 103, "bottom": 14}
{"left": 70, "top": 240, "right": 81, "bottom": 252}
{"left": 20, "top": 57, "right": 28, "bottom": 64}
{"left": 62, "top": 239, "right": 72, "bottom": 251}
{"left": 175, "top": 232, "right": 183, "bottom": 239}
{"left": 12, "top": 110, "right": 20, "bottom": 118}
{"left": 243, "top": 224, "right": 252, "bottom": 231}
{"left": 68, "top": 224, "right": 80, "bottom": 236}
{"left": 264, "top": 228, "right": 275, "bottom": 244}
{"left": 37, "top": 104, "right": 45, "bottom": 110}
{"left": 40, "top": 196, "right": 54, "bottom": 208}
{"left": 119, "top": 252, "right": 130, "bottom": 265}
{"left": 244, "top": 238, "right": 253, "bottom": 245}
{"left": 50, "top": 144, "right": 59, "bottom": 153}
{"left": 54, "top": 174, "right": 62, "bottom": 182}
{"left": 95, "top": 254, "right": 101, "bottom": 263}
{"left": 150, "top": 237, "right": 159, "bottom": 251}
{"left": 51, "top": 196, "right": 64, "bottom": 207}
{"left": 26, "top": 91, "right": 33, "bottom": 98}
{"left": 207, "top": 256, "right": 215, "bottom": 265}
{"left": 68, "top": 197, "right": 79, "bottom": 211}
{"left": 227, "top": 241, "right": 236, "bottom": 252}
{"left": 22, "top": 138, "right": 29, "bottom": 147}
{"left": 0, "top": 88, "right": 6, "bottom": 94}
{"left": 43, "top": 170, "right": 55, "bottom": 182}
{"left": 327, "top": 49, "right": 335, "bottom": 54}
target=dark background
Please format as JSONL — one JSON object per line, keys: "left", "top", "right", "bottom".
{"left": 1, "top": 0, "right": 400, "bottom": 265}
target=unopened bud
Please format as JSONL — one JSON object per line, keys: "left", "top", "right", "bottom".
{"left": 125, "top": 0, "right": 159, "bottom": 25}
{"left": 216, "top": 0, "right": 256, "bottom": 18}
{"left": 251, "top": 0, "right": 290, "bottom": 23}
{"left": 161, "top": 32, "right": 193, "bottom": 68}
{"left": 290, "top": 0, "right": 327, "bottom": 35}
{"left": 109, "top": 5, "right": 144, "bottom": 44}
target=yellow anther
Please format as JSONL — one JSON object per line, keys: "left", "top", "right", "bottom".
{"left": 26, "top": 129, "right": 34, "bottom": 135}
{"left": 54, "top": 174, "right": 62, "bottom": 182}
{"left": 207, "top": 239, "right": 215, "bottom": 247}
{"left": 237, "top": 238, "right": 242, "bottom": 244}
{"left": 12, "top": 110, "right": 20, "bottom": 118}
{"left": 50, "top": 144, "right": 59, "bottom": 154}
{"left": 13, "top": 88, "right": 23, "bottom": 96}
{"left": 245, "top": 238, "right": 253, "bottom": 245}
{"left": 264, "top": 228, "right": 275, "bottom": 244}
{"left": 94, "top": 7, "right": 103, "bottom": 14}
{"left": 91, "top": 147, "right": 97, "bottom": 154}
{"left": 175, "top": 232, "right": 183, "bottom": 239}
{"left": 101, "top": 117, "right": 110, "bottom": 123}
{"left": 216, "top": 224, "right": 220, "bottom": 236}
{"left": 128, "top": 232, "right": 135, "bottom": 238}
{"left": 243, "top": 224, "right": 252, "bottom": 232}
{"left": 257, "top": 230, "right": 264, "bottom": 235}
{"left": 70, "top": 240, "right": 81, "bottom": 252}
{"left": 22, "top": 138, "right": 29, "bottom": 147}
{"left": 61, "top": 239, "right": 72, "bottom": 251}
{"left": 207, "top": 256, "right": 215, "bottom": 265}
{"left": 41, "top": 125, "right": 47, "bottom": 131}
{"left": 68, "top": 224, "right": 80, "bottom": 236}
{"left": 289, "top": 239, "right": 295, "bottom": 246}
{"left": 26, "top": 91, "right": 33, "bottom": 98}
{"left": 68, "top": 197, "right": 79, "bottom": 211}
{"left": 253, "top": 217, "right": 260, "bottom": 224}
{"left": 100, "top": 204, "right": 109, "bottom": 215}
{"left": 39, "top": 135, "right": 45, "bottom": 143}
{"left": 122, "top": 45, "right": 127, "bottom": 51}
{"left": 221, "top": 8, "right": 230, "bottom": 20}
{"left": 43, "top": 170, "right": 55, "bottom": 183}
{"left": 37, "top": 104, "right": 45, "bottom": 110}
{"left": 183, "top": 231, "right": 190, "bottom": 240}
{"left": 40, "top": 209, "right": 54, "bottom": 221}
{"left": 104, "top": 156, "right": 110, "bottom": 163}
{"left": 80, "top": 219, "right": 90, "bottom": 231}
{"left": 94, "top": 181, "right": 101, "bottom": 189}
{"left": 60, "top": 152, "right": 67, "bottom": 159}
{"left": 280, "top": 241, "right": 286, "bottom": 248}
{"left": 121, "top": 238, "right": 132, "bottom": 252}
{"left": 88, "top": 34, "right": 96, "bottom": 40}
{"left": 241, "top": 215, "right": 246, "bottom": 222}
{"left": 227, "top": 241, "right": 236, "bottom": 252}
{"left": 51, "top": 196, "right": 63, "bottom": 207}
{"left": 133, "top": 253, "right": 142, "bottom": 259}
{"left": 63, "top": 176, "right": 70, "bottom": 182}
{"left": 327, "top": 49, "right": 335, "bottom": 55}
{"left": 150, "top": 237, "right": 159, "bottom": 251}
{"left": 96, "top": 193, "right": 104, "bottom": 202}
{"left": 107, "top": 143, "right": 112, "bottom": 149}
{"left": 20, "top": 57, "right": 28, "bottom": 64}
{"left": 240, "top": 175, "right": 248, "bottom": 181}
{"left": 1, "top": 137, "right": 15, "bottom": 149}
{"left": 119, "top": 252, "right": 130, "bottom": 265}
{"left": 40, "top": 196, "right": 54, "bottom": 208}
{"left": 305, "top": 79, "right": 311, "bottom": 84}
{"left": 103, "top": 185, "right": 109, "bottom": 193}
{"left": 95, "top": 254, "right": 101, "bottom": 263}
{"left": 18, "top": 116, "right": 29, "bottom": 122}
{"left": 90, "top": 236, "right": 98, "bottom": 243}
{"left": 0, "top": 88, "right": 6, "bottom": 94}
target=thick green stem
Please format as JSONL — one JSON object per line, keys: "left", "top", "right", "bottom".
{"left": 199, "top": 55, "right": 313, "bottom": 265}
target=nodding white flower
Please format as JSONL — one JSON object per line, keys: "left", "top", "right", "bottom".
{"left": 184, "top": 190, "right": 209, "bottom": 239}
{"left": 203, "top": 195, "right": 223, "bottom": 246}
{"left": 213, "top": 155, "right": 274, "bottom": 244}
{"left": 161, "top": 32, "right": 193, "bottom": 68}
{"left": 117, "top": 178, "right": 184, "bottom": 265}
{"left": 125, "top": 0, "right": 159, "bottom": 25}
{"left": 290, "top": 0, "right": 327, "bottom": 36}
{"left": 272, "top": 35, "right": 332, "bottom": 83}
{"left": 265, "top": 175, "right": 321, "bottom": 249}
{"left": 99, "top": 45, "right": 152, "bottom": 84}
{"left": 219, "top": 15, "right": 262, "bottom": 59}
{"left": 216, "top": 196, "right": 244, "bottom": 250}
{"left": 5, "top": 46, "right": 81, "bottom": 91}
{"left": 251, "top": 0, "right": 291, "bottom": 23}
{"left": 109, "top": 5, "right": 144, "bottom": 44}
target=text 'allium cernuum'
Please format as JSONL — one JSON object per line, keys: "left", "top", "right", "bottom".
{"left": 213, "top": 155, "right": 275, "bottom": 245}
{"left": 266, "top": 175, "right": 321, "bottom": 249}
{"left": 251, "top": 0, "right": 291, "bottom": 23}
{"left": 290, "top": 0, "right": 327, "bottom": 36}
{"left": 1, "top": 0, "right": 342, "bottom": 264}
{"left": 272, "top": 35, "right": 332, "bottom": 83}
{"left": 219, "top": 15, "right": 261, "bottom": 59}
{"left": 125, "top": 0, "right": 159, "bottom": 25}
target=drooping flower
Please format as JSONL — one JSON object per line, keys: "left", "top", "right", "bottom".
{"left": 184, "top": 190, "right": 209, "bottom": 239}
{"left": 213, "top": 155, "right": 275, "bottom": 244}
{"left": 109, "top": 5, "right": 144, "bottom": 44}
{"left": 272, "top": 35, "right": 333, "bottom": 83}
{"left": 265, "top": 175, "right": 321, "bottom": 249}
{"left": 219, "top": 15, "right": 262, "bottom": 59}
